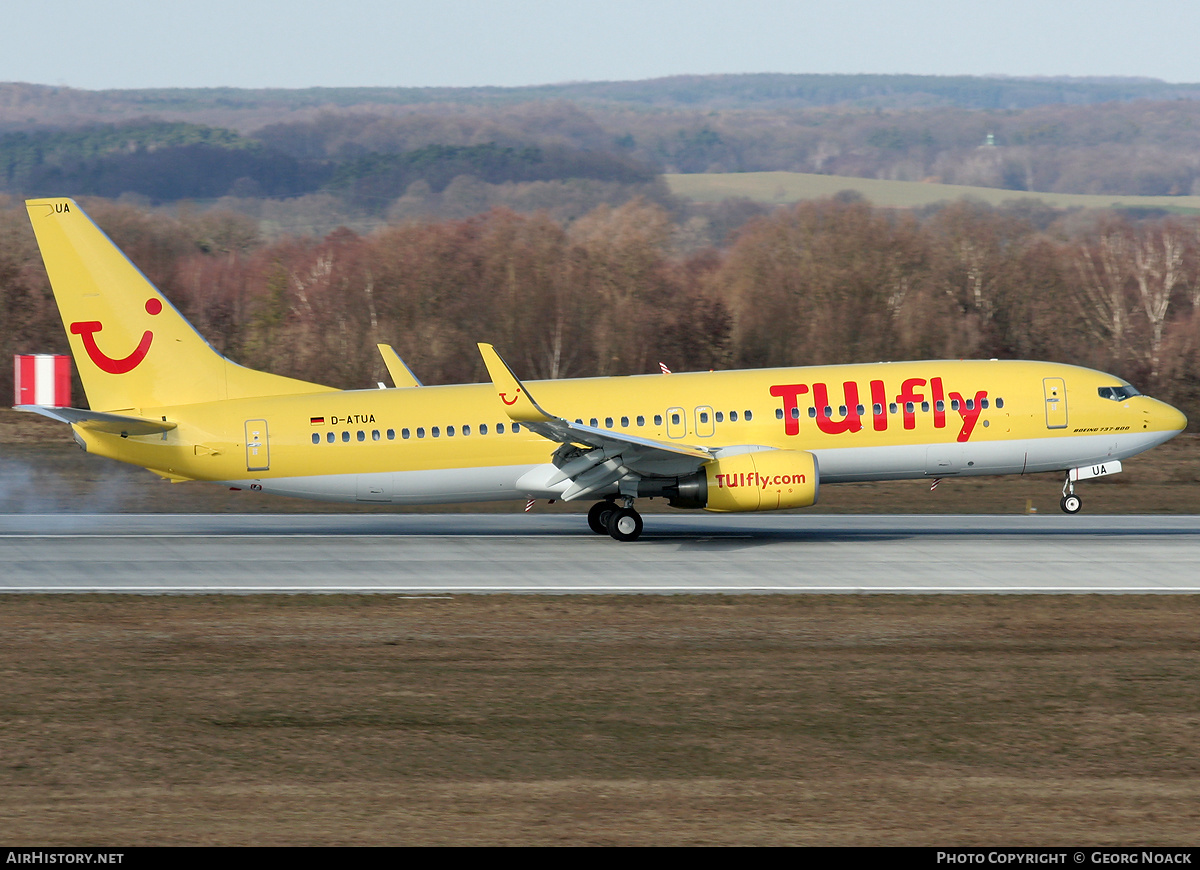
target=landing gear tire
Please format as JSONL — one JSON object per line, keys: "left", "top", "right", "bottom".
{"left": 588, "top": 500, "right": 617, "bottom": 535}
{"left": 606, "top": 507, "right": 643, "bottom": 542}
{"left": 1060, "top": 494, "right": 1082, "bottom": 514}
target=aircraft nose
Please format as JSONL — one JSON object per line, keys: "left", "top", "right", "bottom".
{"left": 1153, "top": 399, "right": 1188, "bottom": 433}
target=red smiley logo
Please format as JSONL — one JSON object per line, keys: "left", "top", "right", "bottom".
{"left": 70, "top": 298, "right": 162, "bottom": 374}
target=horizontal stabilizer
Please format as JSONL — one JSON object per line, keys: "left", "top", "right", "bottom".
{"left": 15, "top": 404, "right": 176, "bottom": 436}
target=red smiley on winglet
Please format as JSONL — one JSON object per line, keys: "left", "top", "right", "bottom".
{"left": 70, "top": 298, "right": 161, "bottom": 374}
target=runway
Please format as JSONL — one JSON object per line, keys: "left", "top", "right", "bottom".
{"left": 3, "top": 513, "right": 1200, "bottom": 593}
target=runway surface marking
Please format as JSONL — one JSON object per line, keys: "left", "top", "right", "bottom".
{"left": 4, "top": 514, "right": 1199, "bottom": 594}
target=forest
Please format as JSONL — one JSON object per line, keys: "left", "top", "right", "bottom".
{"left": 3, "top": 193, "right": 1200, "bottom": 422}
{"left": 2, "top": 74, "right": 1200, "bottom": 421}
{"left": 10, "top": 74, "right": 1200, "bottom": 219}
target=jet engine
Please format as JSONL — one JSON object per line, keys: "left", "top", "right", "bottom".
{"left": 659, "top": 449, "right": 819, "bottom": 512}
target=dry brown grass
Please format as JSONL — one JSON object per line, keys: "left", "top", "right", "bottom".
{"left": 2, "top": 595, "right": 1199, "bottom": 845}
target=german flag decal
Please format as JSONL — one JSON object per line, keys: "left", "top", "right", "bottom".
{"left": 310, "top": 416, "right": 325, "bottom": 425}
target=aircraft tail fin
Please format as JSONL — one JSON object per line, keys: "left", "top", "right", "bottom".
{"left": 25, "top": 198, "right": 334, "bottom": 412}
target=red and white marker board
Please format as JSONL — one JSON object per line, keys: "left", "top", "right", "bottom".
{"left": 13, "top": 354, "right": 71, "bottom": 407}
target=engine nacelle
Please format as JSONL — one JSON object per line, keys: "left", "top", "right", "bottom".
{"left": 703, "top": 449, "right": 819, "bottom": 512}
{"left": 662, "top": 449, "right": 819, "bottom": 512}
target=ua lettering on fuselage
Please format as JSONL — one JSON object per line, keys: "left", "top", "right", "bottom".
{"left": 770, "top": 377, "right": 989, "bottom": 442}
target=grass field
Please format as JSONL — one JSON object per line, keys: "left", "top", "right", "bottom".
{"left": 667, "top": 171, "right": 1200, "bottom": 213}
{"left": 3, "top": 595, "right": 1200, "bottom": 845}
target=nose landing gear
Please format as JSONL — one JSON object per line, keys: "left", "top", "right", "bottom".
{"left": 587, "top": 498, "right": 644, "bottom": 541}
{"left": 1060, "top": 473, "right": 1082, "bottom": 514}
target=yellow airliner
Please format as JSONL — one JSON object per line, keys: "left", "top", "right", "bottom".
{"left": 16, "top": 198, "right": 1189, "bottom": 540}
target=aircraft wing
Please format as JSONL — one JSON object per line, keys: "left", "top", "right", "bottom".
{"left": 15, "top": 405, "right": 177, "bottom": 436}
{"left": 477, "top": 343, "right": 714, "bottom": 500}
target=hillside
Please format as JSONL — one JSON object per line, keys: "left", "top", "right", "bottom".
{"left": 5, "top": 74, "right": 1200, "bottom": 121}
{"left": 8, "top": 74, "right": 1200, "bottom": 215}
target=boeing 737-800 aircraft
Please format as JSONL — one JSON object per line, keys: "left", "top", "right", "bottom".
{"left": 16, "top": 198, "right": 1188, "bottom": 540}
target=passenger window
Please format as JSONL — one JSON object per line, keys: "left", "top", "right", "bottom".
{"left": 671, "top": 413, "right": 681, "bottom": 425}
{"left": 513, "top": 423, "right": 521, "bottom": 432}
{"left": 921, "top": 401, "right": 930, "bottom": 412}
{"left": 621, "top": 416, "right": 629, "bottom": 427}
{"left": 790, "top": 407, "right": 799, "bottom": 419}
{"left": 590, "top": 418, "right": 598, "bottom": 427}
{"left": 637, "top": 416, "right": 645, "bottom": 426}
{"left": 311, "top": 433, "right": 320, "bottom": 444}
{"left": 372, "top": 430, "right": 380, "bottom": 441}
{"left": 497, "top": 423, "right": 505, "bottom": 434}
{"left": 951, "top": 400, "right": 960, "bottom": 411}
{"left": 996, "top": 398, "right": 1004, "bottom": 409}
{"left": 416, "top": 427, "right": 425, "bottom": 438}
{"left": 655, "top": 414, "right": 663, "bottom": 425}
{"left": 744, "top": 411, "right": 753, "bottom": 421}
{"left": 838, "top": 405, "right": 847, "bottom": 416}
{"left": 809, "top": 407, "right": 817, "bottom": 418}
{"left": 965, "top": 399, "right": 974, "bottom": 411}
{"left": 342, "top": 431, "right": 350, "bottom": 442}
{"left": 729, "top": 411, "right": 738, "bottom": 422}
{"left": 401, "top": 428, "right": 409, "bottom": 439}
{"left": 980, "top": 399, "right": 989, "bottom": 410}
{"left": 700, "top": 412, "right": 710, "bottom": 423}
{"left": 387, "top": 429, "right": 395, "bottom": 440}
{"left": 357, "top": 430, "right": 365, "bottom": 442}
{"left": 776, "top": 408, "right": 784, "bottom": 420}
{"left": 936, "top": 400, "right": 945, "bottom": 412}
{"left": 905, "top": 402, "right": 914, "bottom": 413}
{"left": 447, "top": 426, "right": 455, "bottom": 436}
{"left": 715, "top": 412, "right": 723, "bottom": 423}
{"left": 327, "top": 432, "right": 335, "bottom": 443}
{"left": 480, "top": 424, "right": 488, "bottom": 434}
{"left": 432, "top": 427, "right": 440, "bottom": 437}
{"left": 463, "top": 425, "right": 470, "bottom": 436}
{"left": 856, "top": 404, "right": 865, "bottom": 416}
{"left": 823, "top": 406, "right": 832, "bottom": 418}
{"left": 873, "top": 404, "right": 882, "bottom": 415}
{"left": 889, "top": 403, "right": 898, "bottom": 414}
{"left": 605, "top": 417, "right": 613, "bottom": 428}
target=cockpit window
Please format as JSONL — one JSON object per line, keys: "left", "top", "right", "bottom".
{"left": 1098, "top": 385, "right": 1142, "bottom": 401}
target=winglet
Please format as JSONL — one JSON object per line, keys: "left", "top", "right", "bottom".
{"left": 377, "top": 344, "right": 423, "bottom": 388}
{"left": 476, "top": 343, "right": 554, "bottom": 423}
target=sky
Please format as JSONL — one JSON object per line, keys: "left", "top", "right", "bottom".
{"left": 5, "top": 0, "right": 1200, "bottom": 90}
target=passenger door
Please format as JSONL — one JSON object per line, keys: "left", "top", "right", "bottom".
{"left": 244, "top": 419, "right": 270, "bottom": 472}
{"left": 1043, "top": 378, "right": 1067, "bottom": 429}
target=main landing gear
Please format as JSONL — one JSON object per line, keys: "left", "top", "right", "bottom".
{"left": 1060, "top": 472, "right": 1082, "bottom": 514}
{"left": 587, "top": 498, "right": 644, "bottom": 542}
